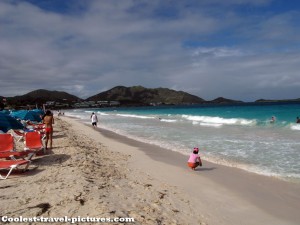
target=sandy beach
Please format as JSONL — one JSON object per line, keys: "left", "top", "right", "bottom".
{"left": 1, "top": 115, "right": 300, "bottom": 225}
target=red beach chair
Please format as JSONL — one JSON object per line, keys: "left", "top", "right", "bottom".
{"left": 24, "top": 131, "right": 45, "bottom": 154}
{"left": 0, "top": 133, "right": 14, "bottom": 152}
{"left": 10, "top": 129, "right": 25, "bottom": 142}
{"left": 0, "top": 133, "right": 35, "bottom": 160}
{"left": 0, "top": 159, "right": 30, "bottom": 180}
{"left": 26, "top": 121, "right": 45, "bottom": 130}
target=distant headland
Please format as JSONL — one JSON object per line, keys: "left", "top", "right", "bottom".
{"left": 1, "top": 86, "right": 299, "bottom": 110}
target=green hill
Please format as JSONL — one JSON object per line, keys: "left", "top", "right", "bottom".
{"left": 209, "top": 97, "right": 243, "bottom": 104}
{"left": 86, "top": 86, "right": 205, "bottom": 105}
{"left": 6, "top": 89, "right": 81, "bottom": 107}
{"left": 255, "top": 98, "right": 300, "bottom": 103}
{"left": 1, "top": 86, "right": 249, "bottom": 108}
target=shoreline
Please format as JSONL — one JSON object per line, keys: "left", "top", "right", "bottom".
{"left": 63, "top": 116, "right": 300, "bottom": 225}
{"left": 100, "top": 124, "right": 300, "bottom": 184}
{"left": 65, "top": 109, "right": 300, "bottom": 183}
{"left": 72, "top": 115, "right": 298, "bottom": 183}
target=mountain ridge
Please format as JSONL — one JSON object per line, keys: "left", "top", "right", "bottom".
{"left": 4, "top": 89, "right": 81, "bottom": 108}
{"left": 6, "top": 86, "right": 299, "bottom": 109}
{"left": 86, "top": 86, "right": 206, "bottom": 106}
{"left": 255, "top": 98, "right": 300, "bottom": 103}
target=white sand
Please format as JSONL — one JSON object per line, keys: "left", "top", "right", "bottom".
{"left": 1, "top": 116, "right": 300, "bottom": 225}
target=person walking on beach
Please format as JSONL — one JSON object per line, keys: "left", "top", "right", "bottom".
{"left": 43, "top": 110, "right": 54, "bottom": 150}
{"left": 187, "top": 147, "right": 202, "bottom": 170}
{"left": 296, "top": 117, "right": 300, "bottom": 123}
{"left": 91, "top": 112, "right": 98, "bottom": 128}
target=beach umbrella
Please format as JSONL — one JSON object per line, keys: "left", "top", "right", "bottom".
{"left": 31, "top": 109, "right": 45, "bottom": 117}
{"left": 0, "top": 110, "right": 10, "bottom": 114}
{"left": 10, "top": 110, "right": 42, "bottom": 122}
{"left": 0, "top": 112, "right": 24, "bottom": 133}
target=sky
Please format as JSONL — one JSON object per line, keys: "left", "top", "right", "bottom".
{"left": 0, "top": 0, "right": 300, "bottom": 101}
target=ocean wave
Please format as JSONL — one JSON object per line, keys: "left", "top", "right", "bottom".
{"left": 98, "top": 112, "right": 109, "bottom": 116}
{"left": 199, "top": 122, "right": 223, "bottom": 127}
{"left": 160, "top": 119, "right": 177, "bottom": 123}
{"left": 182, "top": 115, "right": 255, "bottom": 126}
{"left": 201, "top": 155, "right": 300, "bottom": 181}
{"left": 290, "top": 124, "right": 300, "bottom": 131}
{"left": 116, "top": 113, "right": 155, "bottom": 119}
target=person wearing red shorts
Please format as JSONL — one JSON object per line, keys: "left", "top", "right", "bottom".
{"left": 43, "top": 110, "right": 54, "bottom": 150}
{"left": 187, "top": 147, "right": 202, "bottom": 170}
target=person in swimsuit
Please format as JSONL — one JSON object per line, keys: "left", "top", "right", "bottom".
{"left": 43, "top": 110, "right": 54, "bottom": 150}
{"left": 187, "top": 147, "right": 202, "bottom": 170}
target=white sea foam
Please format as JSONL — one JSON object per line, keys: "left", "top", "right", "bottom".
{"left": 290, "top": 124, "right": 300, "bottom": 131}
{"left": 201, "top": 154, "right": 290, "bottom": 180}
{"left": 116, "top": 114, "right": 155, "bottom": 119}
{"left": 98, "top": 112, "right": 109, "bottom": 116}
{"left": 160, "top": 119, "right": 177, "bottom": 123}
{"left": 199, "top": 122, "right": 223, "bottom": 127}
{"left": 182, "top": 115, "right": 254, "bottom": 126}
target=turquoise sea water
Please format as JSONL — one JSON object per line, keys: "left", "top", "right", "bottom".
{"left": 65, "top": 102, "right": 300, "bottom": 182}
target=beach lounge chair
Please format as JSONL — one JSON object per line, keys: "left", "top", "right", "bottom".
{"left": 0, "top": 133, "right": 35, "bottom": 160}
{"left": 24, "top": 131, "right": 45, "bottom": 154}
{"left": 26, "top": 121, "right": 45, "bottom": 130}
{"left": 0, "top": 133, "right": 14, "bottom": 152}
{"left": 39, "top": 130, "right": 46, "bottom": 141}
{"left": 0, "top": 159, "right": 30, "bottom": 180}
{"left": 9, "top": 129, "right": 25, "bottom": 142}
{"left": 23, "top": 121, "right": 46, "bottom": 140}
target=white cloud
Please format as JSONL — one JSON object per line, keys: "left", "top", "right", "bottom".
{"left": 0, "top": 0, "right": 299, "bottom": 101}
{"left": 192, "top": 47, "right": 244, "bottom": 58}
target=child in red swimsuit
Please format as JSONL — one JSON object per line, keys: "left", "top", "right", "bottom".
{"left": 187, "top": 147, "right": 202, "bottom": 170}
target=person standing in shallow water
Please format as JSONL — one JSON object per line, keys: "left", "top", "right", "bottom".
{"left": 91, "top": 112, "right": 98, "bottom": 128}
{"left": 270, "top": 116, "right": 276, "bottom": 123}
{"left": 43, "top": 110, "right": 54, "bottom": 150}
